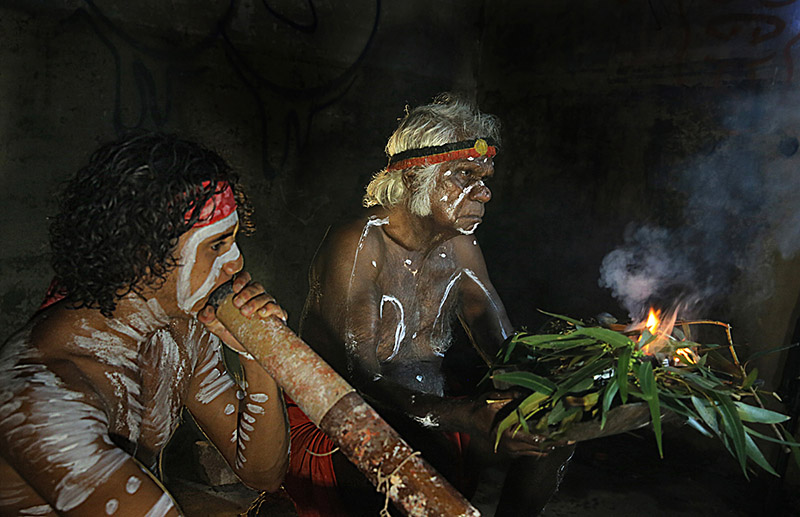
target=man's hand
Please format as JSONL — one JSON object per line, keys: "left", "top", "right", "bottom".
{"left": 198, "top": 271, "right": 288, "bottom": 355}
{"left": 468, "top": 390, "right": 568, "bottom": 458}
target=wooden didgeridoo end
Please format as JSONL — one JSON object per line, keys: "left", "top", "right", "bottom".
{"left": 208, "top": 282, "right": 480, "bottom": 517}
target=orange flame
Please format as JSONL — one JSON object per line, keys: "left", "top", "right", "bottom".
{"left": 634, "top": 306, "right": 678, "bottom": 356}
{"left": 645, "top": 308, "right": 661, "bottom": 334}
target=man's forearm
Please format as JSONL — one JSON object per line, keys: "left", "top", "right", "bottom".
{"left": 232, "top": 357, "right": 289, "bottom": 490}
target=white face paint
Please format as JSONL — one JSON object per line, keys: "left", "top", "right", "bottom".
{"left": 176, "top": 211, "right": 240, "bottom": 314}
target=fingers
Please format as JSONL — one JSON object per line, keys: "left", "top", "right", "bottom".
{"left": 232, "top": 271, "right": 252, "bottom": 293}
{"left": 230, "top": 277, "right": 288, "bottom": 323}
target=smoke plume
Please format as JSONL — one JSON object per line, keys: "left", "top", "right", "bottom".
{"left": 599, "top": 91, "right": 800, "bottom": 320}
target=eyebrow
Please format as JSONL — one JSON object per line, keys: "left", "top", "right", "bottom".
{"left": 210, "top": 230, "right": 235, "bottom": 244}
{"left": 208, "top": 223, "right": 239, "bottom": 244}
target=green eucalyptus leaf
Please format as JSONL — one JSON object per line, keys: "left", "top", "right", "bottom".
{"left": 781, "top": 426, "right": 800, "bottom": 473}
{"left": 516, "top": 333, "right": 579, "bottom": 347}
{"left": 492, "top": 371, "right": 557, "bottom": 395}
{"left": 686, "top": 417, "right": 714, "bottom": 438}
{"left": 711, "top": 391, "right": 747, "bottom": 475}
{"left": 574, "top": 327, "right": 636, "bottom": 349}
{"left": 741, "top": 368, "right": 758, "bottom": 390}
{"left": 744, "top": 426, "right": 800, "bottom": 448}
{"left": 601, "top": 378, "right": 619, "bottom": 430}
{"left": 734, "top": 401, "right": 790, "bottom": 424}
{"left": 547, "top": 400, "right": 569, "bottom": 426}
{"left": 538, "top": 310, "right": 585, "bottom": 328}
{"left": 617, "top": 346, "right": 632, "bottom": 404}
{"left": 745, "top": 343, "right": 799, "bottom": 364}
{"left": 517, "top": 407, "right": 530, "bottom": 434}
{"left": 691, "top": 396, "right": 720, "bottom": 435}
{"left": 636, "top": 361, "right": 663, "bottom": 457}
{"left": 744, "top": 431, "right": 778, "bottom": 476}
{"left": 552, "top": 357, "right": 609, "bottom": 400}
{"left": 518, "top": 391, "right": 551, "bottom": 419}
{"left": 503, "top": 338, "right": 518, "bottom": 363}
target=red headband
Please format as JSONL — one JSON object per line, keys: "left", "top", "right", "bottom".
{"left": 184, "top": 181, "right": 237, "bottom": 228}
{"left": 386, "top": 138, "right": 498, "bottom": 172}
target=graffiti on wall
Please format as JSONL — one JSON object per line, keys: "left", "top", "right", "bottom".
{"left": 71, "top": 0, "right": 380, "bottom": 179}
{"left": 648, "top": 0, "right": 800, "bottom": 84}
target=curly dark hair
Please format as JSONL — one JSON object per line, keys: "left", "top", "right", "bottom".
{"left": 49, "top": 131, "right": 254, "bottom": 316}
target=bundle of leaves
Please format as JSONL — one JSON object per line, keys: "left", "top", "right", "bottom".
{"left": 491, "top": 312, "right": 800, "bottom": 478}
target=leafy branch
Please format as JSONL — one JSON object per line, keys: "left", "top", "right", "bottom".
{"left": 491, "top": 313, "right": 800, "bottom": 478}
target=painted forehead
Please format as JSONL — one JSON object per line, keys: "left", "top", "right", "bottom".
{"left": 442, "top": 157, "right": 495, "bottom": 175}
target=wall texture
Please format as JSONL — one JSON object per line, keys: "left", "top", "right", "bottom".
{"left": 3, "top": 0, "right": 800, "bottom": 395}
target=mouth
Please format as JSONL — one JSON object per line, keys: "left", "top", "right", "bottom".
{"left": 458, "top": 214, "right": 483, "bottom": 224}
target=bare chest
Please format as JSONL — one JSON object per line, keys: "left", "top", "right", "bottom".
{"left": 373, "top": 249, "right": 465, "bottom": 363}
{"left": 104, "top": 329, "right": 197, "bottom": 462}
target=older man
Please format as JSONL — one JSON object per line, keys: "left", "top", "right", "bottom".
{"left": 0, "top": 133, "right": 289, "bottom": 516}
{"left": 281, "top": 95, "right": 573, "bottom": 516}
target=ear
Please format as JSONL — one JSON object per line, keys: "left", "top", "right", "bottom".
{"left": 401, "top": 170, "right": 416, "bottom": 191}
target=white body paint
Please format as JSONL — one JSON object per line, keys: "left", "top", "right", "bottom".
{"left": 176, "top": 211, "right": 240, "bottom": 313}
{"left": 0, "top": 287, "right": 259, "bottom": 514}
{"left": 463, "top": 268, "right": 508, "bottom": 339}
{"left": 348, "top": 216, "right": 389, "bottom": 299}
{"left": 379, "top": 295, "right": 406, "bottom": 362}
{"left": 412, "top": 413, "right": 440, "bottom": 429}
{"left": 431, "top": 271, "right": 462, "bottom": 356}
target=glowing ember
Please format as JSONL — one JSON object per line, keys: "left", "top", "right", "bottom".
{"left": 674, "top": 347, "right": 698, "bottom": 365}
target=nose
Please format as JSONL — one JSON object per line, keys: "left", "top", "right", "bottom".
{"left": 469, "top": 182, "right": 492, "bottom": 203}
{"left": 223, "top": 245, "right": 244, "bottom": 277}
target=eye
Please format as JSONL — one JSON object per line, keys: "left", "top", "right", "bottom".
{"left": 211, "top": 242, "right": 224, "bottom": 252}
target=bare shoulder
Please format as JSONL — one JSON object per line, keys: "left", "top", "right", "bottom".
{"left": 27, "top": 303, "right": 95, "bottom": 356}
{"left": 317, "top": 211, "right": 389, "bottom": 274}
{"left": 449, "top": 234, "right": 488, "bottom": 267}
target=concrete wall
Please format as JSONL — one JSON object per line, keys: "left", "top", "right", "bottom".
{"left": 3, "top": 0, "right": 800, "bottom": 392}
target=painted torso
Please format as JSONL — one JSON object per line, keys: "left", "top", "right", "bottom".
{"left": 304, "top": 214, "right": 493, "bottom": 397}
{"left": 0, "top": 297, "right": 230, "bottom": 514}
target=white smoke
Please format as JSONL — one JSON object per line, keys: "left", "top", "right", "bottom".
{"left": 599, "top": 91, "right": 800, "bottom": 319}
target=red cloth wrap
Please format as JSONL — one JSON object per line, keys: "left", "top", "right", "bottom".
{"left": 283, "top": 394, "right": 349, "bottom": 517}
{"left": 282, "top": 394, "right": 474, "bottom": 516}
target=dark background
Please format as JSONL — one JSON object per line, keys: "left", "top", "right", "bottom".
{"left": 3, "top": 1, "right": 800, "bottom": 512}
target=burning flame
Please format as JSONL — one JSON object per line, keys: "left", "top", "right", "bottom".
{"left": 634, "top": 306, "right": 678, "bottom": 356}
{"left": 645, "top": 308, "right": 661, "bottom": 334}
{"left": 632, "top": 305, "right": 698, "bottom": 366}
{"left": 674, "top": 347, "right": 698, "bottom": 365}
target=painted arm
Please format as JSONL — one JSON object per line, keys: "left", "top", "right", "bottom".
{"left": 453, "top": 236, "right": 514, "bottom": 359}
{"left": 187, "top": 273, "right": 290, "bottom": 492}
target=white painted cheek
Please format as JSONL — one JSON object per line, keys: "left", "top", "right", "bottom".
{"left": 447, "top": 184, "right": 475, "bottom": 217}
{"left": 183, "top": 242, "right": 240, "bottom": 313}
{"left": 176, "top": 212, "right": 239, "bottom": 314}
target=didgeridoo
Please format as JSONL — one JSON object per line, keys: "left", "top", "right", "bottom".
{"left": 208, "top": 282, "right": 480, "bottom": 517}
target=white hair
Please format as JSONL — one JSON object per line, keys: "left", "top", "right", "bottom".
{"left": 363, "top": 93, "right": 500, "bottom": 216}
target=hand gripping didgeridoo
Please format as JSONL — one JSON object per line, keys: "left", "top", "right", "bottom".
{"left": 208, "top": 281, "right": 480, "bottom": 517}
